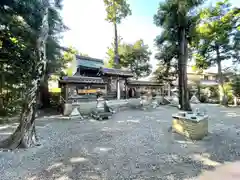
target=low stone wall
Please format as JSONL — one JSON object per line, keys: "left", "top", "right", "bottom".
{"left": 63, "top": 97, "right": 161, "bottom": 117}
{"left": 106, "top": 99, "right": 129, "bottom": 112}
{"left": 127, "top": 98, "right": 141, "bottom": 108}
{"left": 63, "top": 102, "right": 97, "bottom": 116}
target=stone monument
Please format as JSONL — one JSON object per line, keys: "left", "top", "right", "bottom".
{"left": 190, "top": 94, "right": 200, "bottom": 104}
{"left": 171, "top": 109, "right": 208, "bottom": 140}
{"left": 91, "top": 91, "right": 113, "bottom": 120}
{"left": 69, "top": 107, "right": 83, "bottom": 120}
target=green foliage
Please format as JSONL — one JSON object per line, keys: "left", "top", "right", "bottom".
{"left": 233, "top": 31, "right": 240, "bottom": 63}
{"left": 103, "top": 0, "right": 131, "bottom": 24}
{"left": 192, "top": 0, "right": 239, "bottom": 104}
{"left": 105, "top": 36, "right": 123, "bottom": 68}
{"left": 208, "top": 86, "right": 219, "bottom": 98}
{"left": 153, "top": 43, "right": 178, "bottom": 83}
{"left": 106, "top": 39, "right": 152, "bottom": 79}
{"left": 153, "top": 63, "right": 177, "bottom": 84}
{"left": 223, "top": 82, "right": 233, "bottom": 104}
{"left": 191, "top": 65, "right": 203, "bottom": 74}
{"left": 153, "top": 0, "right": 204, "bottom": 111}
{"left": 104, "top": 0, "right": 131, "bottom": 69}
{"left": 231, "top": 75, "right": 240, "bottom": 97}
{"left": 194, "top": 0, "right": 239, "bottom": 68}
{"left": 153, "top": 0, "right": 203, "bottom": 77}
{"left": 63, "top": 47, "right": 78, "bottom": 76}
{"left": 0, "top": 0, "right": 66, "bottom": 116}
{"left": 193, "top": 53, "right": 211, "bottom": 69}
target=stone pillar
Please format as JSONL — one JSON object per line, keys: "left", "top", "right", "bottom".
{"left": 167, "top": 83, "right": 171, "bottom": 97}
{"left": 234, "top": 96, "right": 237, "bottom": 106}
{"left": 117, "top": 78, "right": 120, "bottom": 99}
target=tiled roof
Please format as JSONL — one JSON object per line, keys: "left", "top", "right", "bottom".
{"left": 76, "top": 55, "right": 103, "bottom": 63}
{"left": 59, "top": 76, "right": 106, "bottom": 84}
{"left": 76, "top": 55, "right": 104, "bottom": 69}
{"left": 127, "top": 80, "right": 163, "bottom": 86}
{"left": 100, "top": 68, "right": 133, "bottom": 77}
{"left": 173, "top": 79, "right": 219, "bottom": 86}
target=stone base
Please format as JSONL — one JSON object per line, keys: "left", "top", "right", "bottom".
{"left": 70, "top": 115, "right": 83, "bottom": 120}
{"left": 63, "top": 103, "right": 73, "bottom": 116}
{"left": 91, "top": 111, "right": 112, "bottom": 121}
{"left": 128, "top": 98, "right": 141, "bottom": 109}
{"left": 172, "top": 112, "right": 208, "bottom": 140}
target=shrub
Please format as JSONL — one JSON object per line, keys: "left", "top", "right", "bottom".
{"left": 199, "top": 94, "right": 207, "bottom": 103}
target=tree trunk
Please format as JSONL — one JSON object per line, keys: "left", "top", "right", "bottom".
{"left": 113, "top": 22, "right": 120, "bottom": 68}
{"left": 0, "top": 5, "right": 49, "bottom": 149}
{"left": 178, "top": 28, "right": 191, "bottom": 111}
{"left": 197, "top": 84, "right": 201, "bottom": 99}
{"left": 216, "top": 46, "right": 227, "bottom": 106}
{"left": 0, "top": 63, "right": 5, "bottom": 115}
{"left": 39, "top": 73, "right": 50, "bottom": 109}
{"left": 0, "top": 99, "right": 38, "bottom": 149}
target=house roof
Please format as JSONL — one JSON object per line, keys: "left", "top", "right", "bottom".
{"left": 59, "top": 76, "right": 106, "bottom": 84}
{"left": 76, "top": 55, "right": 103, "bottom": 63}
{"left": 76, "top": 55, "right": 104, "bottom": 69}
{"left": 172, "top": 79, "right": 219, "bottom": 86}
{"left": 127, "top": 80, "right": 163, "bottom": 86}
{"left": 200, "top": 80, "right": 218, "bottom": 86}
{"left": 99, "top": 67, "right": 134, "bottom": 77}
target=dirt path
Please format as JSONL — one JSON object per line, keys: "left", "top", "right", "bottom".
{"left": 1, "top": 105, "right": 240, "bottom": 180}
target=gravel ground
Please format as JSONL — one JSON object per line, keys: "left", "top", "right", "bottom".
{"left": 1, "top": 104, "right": 240, "bottom": 180}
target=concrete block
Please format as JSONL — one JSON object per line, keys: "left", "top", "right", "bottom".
{"left": 172, "top": 111, "right": 208, "bottom": 140}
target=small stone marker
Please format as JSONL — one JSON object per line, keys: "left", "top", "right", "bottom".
{"left": 70, "top": 107, "right": 83, "bottom": 120}
{"left": 190, "top": 95, "right": 200, "bottom": 104}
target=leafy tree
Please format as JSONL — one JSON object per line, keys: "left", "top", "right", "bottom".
{"left": 153, "top": 0, "right": 203, "bottom": 111}
{"left": 59, "top": 46, "right": 89, "bottom": 77}
{"left": 153, "top": 63, "right": 177, "bottom": 84}
{"left": 231, "top": 75, "right": 240, "bottom": 98}
{"left": 103, "top": 0, "right": 131, "bottom": 68}
{"left": 106, "top": 39, "right": 152, "bottom": 79}
{"left": 105, "top": 36, "right": 123, "bottom": 68}
{"left": 40, "top": 4, "right": 67, "bottom": 108}
{"left": 193, "top": 0, "right": 239, "bottom": 105}
{"left": 62, "top": 47, "right": 78, "bottom": 76}
{"left": 232, "top": 31, "right": 240, "bottom": 63}
{"left": 153, "top": 42, "right": 178, "bottom": 84}
{"left": 0, "top": 0, "right": 65, "bottom": 149}
{"left": 121, "top": 39, "right": 152, "bottom": 79}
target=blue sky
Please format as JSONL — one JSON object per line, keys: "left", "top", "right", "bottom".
{"left": 61, "top": 0, "right": 239, "bottom": 73}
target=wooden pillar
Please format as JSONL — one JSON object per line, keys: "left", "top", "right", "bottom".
{"left": 65, "top": 84, "right": 68, "bottom": 100}
{"left": 106, "top": 76, "right": 111, "bottom": 93}
{"left": 125, "top": 79, "right": 128, "bottom": 99}
{"left": 105, "top": 83, "right": 108, "bottom": 94}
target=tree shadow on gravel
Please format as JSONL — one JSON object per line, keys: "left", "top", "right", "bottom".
{"left": 25, "top": 132, "right": 221, "bottom": 180}
{"left": 27, "top": 149, "right": 215, "bottom": 180}
{"left": 200, "top": 130, "right": 240, "bottom": 163}
{"left": 168, "top": 128, "right": 240, "bottom": 180}
{"left": 15, "top": 107, "right": 240, "bottom": 180}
